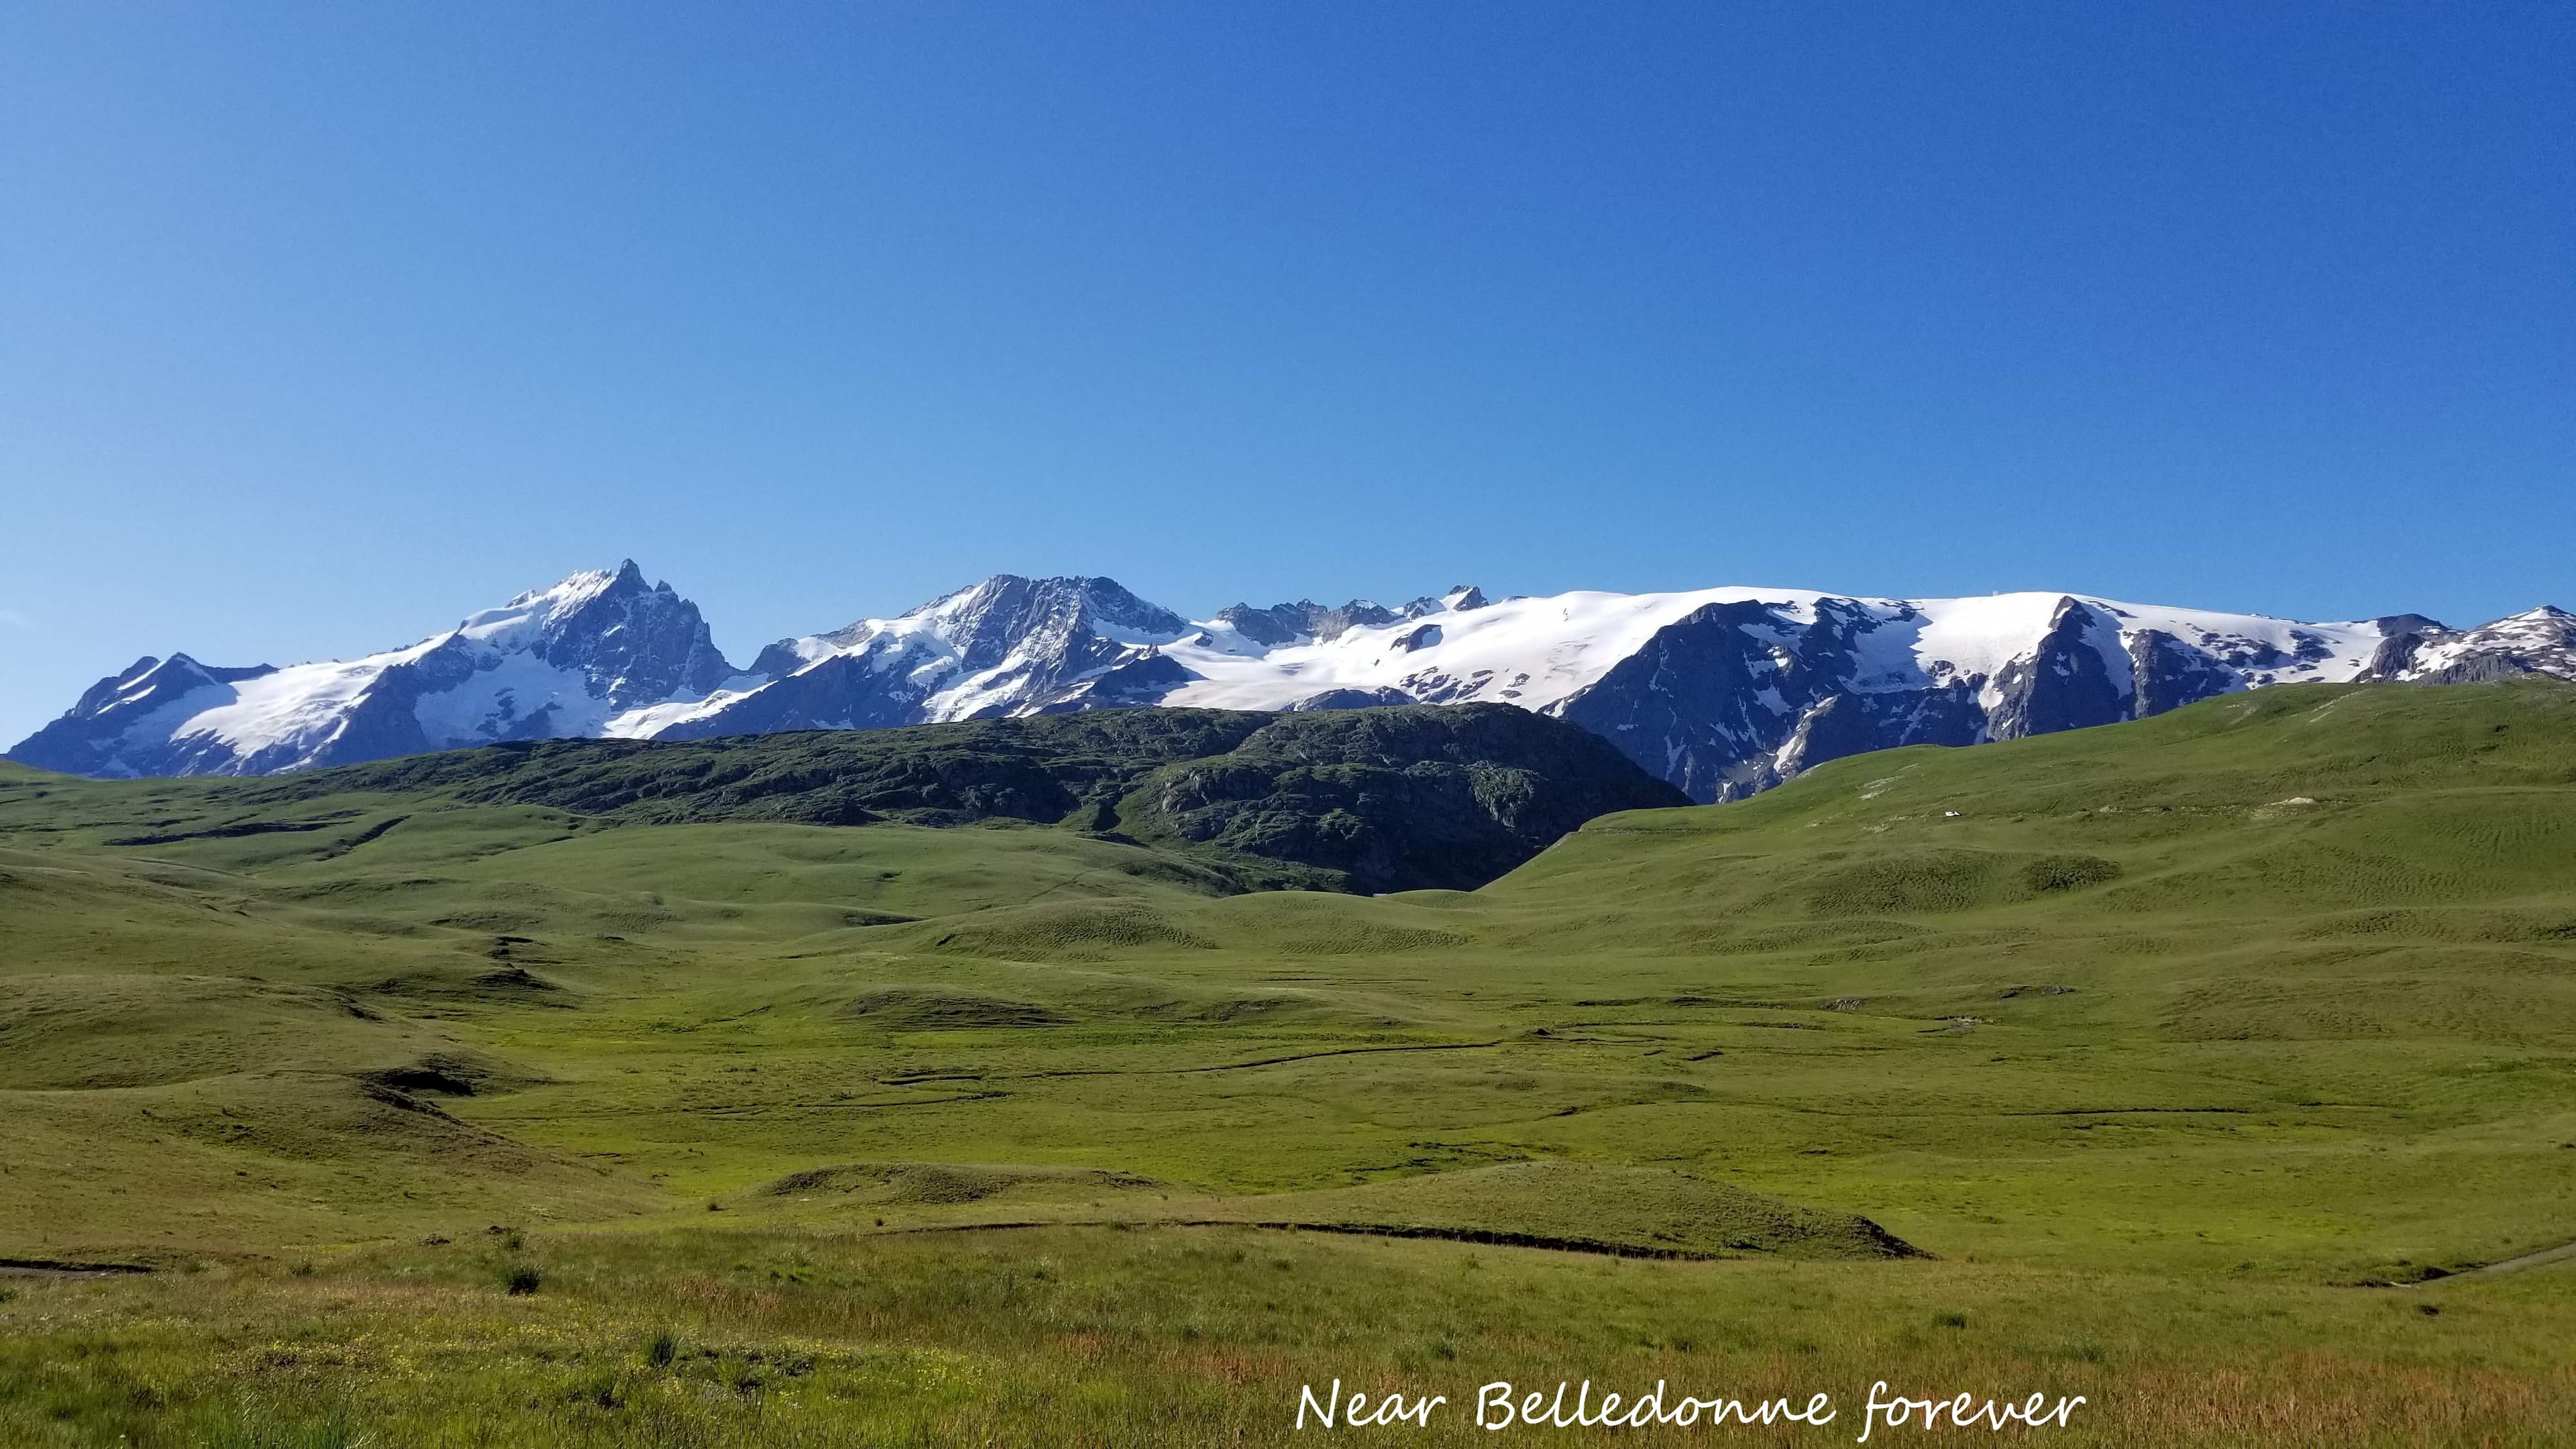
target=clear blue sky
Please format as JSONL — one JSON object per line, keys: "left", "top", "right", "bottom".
{"left": 4, "top": 2, "right": 2570, "bottom": 744}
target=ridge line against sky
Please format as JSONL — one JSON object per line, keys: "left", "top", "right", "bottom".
{"left": 3, "top": 1, "right": 2571, "bottom": 745}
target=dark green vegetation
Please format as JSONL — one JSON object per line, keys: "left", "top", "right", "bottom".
{"left": 160, "top": 702, "right": 1686, "bottom": 893}
{"left": 3, "top": 684, "right": 2574, "bottom": 1445}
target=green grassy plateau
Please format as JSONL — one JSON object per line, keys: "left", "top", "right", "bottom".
{"left": 3, "top": 682, "right": 2573, "bottom": 1445}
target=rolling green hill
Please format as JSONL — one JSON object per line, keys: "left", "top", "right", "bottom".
{"left": 3, "top": 684, "right": 2573, "bottom": 1445}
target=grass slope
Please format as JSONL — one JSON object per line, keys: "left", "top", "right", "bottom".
{"left": 3, "top": 682, "right": 2574, "bottom": 1444}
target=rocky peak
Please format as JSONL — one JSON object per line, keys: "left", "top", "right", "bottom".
{"left": 908, "top": 576, "right": 1187, "bottom": 669}
{"left": 1212, "top": 598, "right": 1397, "bottom": 645}
{"left": 1212, "top": 600, "right": 1321, "bottom": 647}
{"left": 74, "top": 653, "right": 274, "bottom": 716}
{"left": 1216, "top": 586, "right": 1487, "bottom": 647}
{"left": 1986, "top": 597, "right": 2134, "bottom": 739}
{"left": 555, "top": 569, "right": 732, "bottom": 707}
{"left": 2376, "top": 604, "right": 2576, "bottom": 686}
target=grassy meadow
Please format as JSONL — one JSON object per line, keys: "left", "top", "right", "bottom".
{"left": 3, "top": 681, "right": 2574, "bottom": 1444}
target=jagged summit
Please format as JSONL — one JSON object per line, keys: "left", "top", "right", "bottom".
{"left": 10, "top": 564, "right": 735, "bottom": 777}
{"left": 2361, "top": 604, "right": 2576, "bottom": 685}
{"left": 13, "top": 565, "right": 2573, "bottom": 798}
{"left": 1210, "top": 586, "right": 1486, "bottom": 648}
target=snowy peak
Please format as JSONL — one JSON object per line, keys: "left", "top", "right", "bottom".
{"left": 9, "top": 564, "right": 734, "bottom": 777}
{"left": 9, "top": 653, "right": 286, "bottom": 777}
{"left": 894, "top": 574, "right": 1190, "bottom": 717}
{"left": 85, "top": 653, "right": 282, "bottom": 716}
{"left": 508, "top": 559, "right": 735, "bottom": 710}
{"left": 2361, "top": 604, "right": 2576, "bottom": 685}
{"left": 642, "top": 574, "right": 1199, "bottom": 741}
{"left": 906, "top": 574, "right": 1189, "bottom": 671}
{"left": 467, "top": 561, "right": 638, "bottom": 635}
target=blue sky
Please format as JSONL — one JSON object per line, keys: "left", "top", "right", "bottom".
{"left": 3, "top": 2, "right": 2570, "bottom": 745}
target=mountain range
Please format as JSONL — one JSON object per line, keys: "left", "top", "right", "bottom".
{"left": 15, "top": 561, "right": 2576, "bottom": 800}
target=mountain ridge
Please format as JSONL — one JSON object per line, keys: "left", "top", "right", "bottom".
{"left": 15, "top": 562, "right": 2575, "bottom": 799}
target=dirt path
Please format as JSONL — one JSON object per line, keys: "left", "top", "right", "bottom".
{"left": 2452, "top": 1238, "right": 2576, "bottom": 1279}
{"left": 870, "top": 1217, "right": 1725, "bottom": 1261}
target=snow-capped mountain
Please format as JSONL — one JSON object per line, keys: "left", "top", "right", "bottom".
{"left": 613, "top": 575, "right": 1195, "bottom": 739}
{"left": 2358, "top": 606, "right": 2576, "bottom": 685}
{"left": 15, "top": 564, "right": 2576, "bottom": 798}
{"left": 11, "top": 562, "right": 737, "bottom": 777}
{"left": 1146, "top": 587, "right": 2450, "bottom": 799}
{"left": 617, "top": 577, "right": 1488, "bottom": 740}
